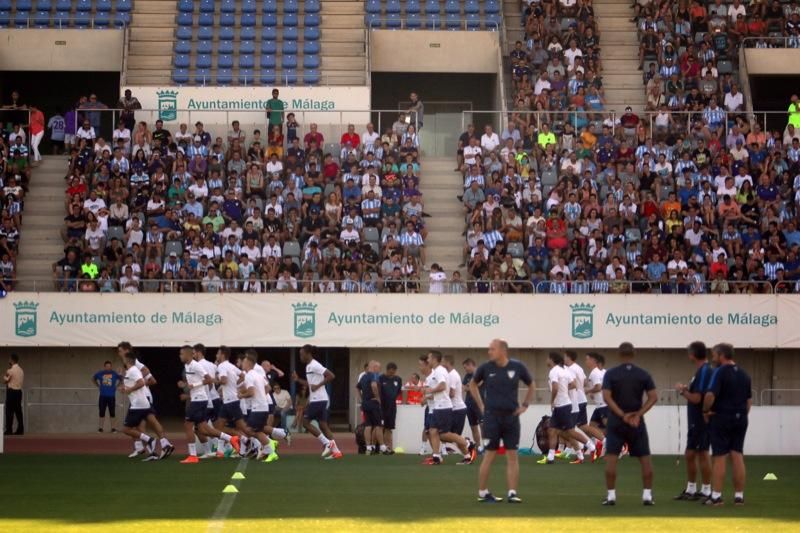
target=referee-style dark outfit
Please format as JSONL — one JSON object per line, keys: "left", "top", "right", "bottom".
{"left": 707, "top": 364, "right": 751, "bottom": 456}
{"left": 602, "top": 363, "right": 656, "bottom": 457}
{"left": 473, "top": 359, "right": 532, "bottom": 450}
{"left": 686, "top": 362, "right": 711, "bottom": 452}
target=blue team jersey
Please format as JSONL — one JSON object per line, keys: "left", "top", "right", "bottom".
{"left": 94, "top": 370, "right": 121, "bottom": 398}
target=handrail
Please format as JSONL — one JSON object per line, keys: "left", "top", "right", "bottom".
{"left": 366, "top": 19, "right": 500, "bottom": 32}
{"left": 120, "top": 23, "right": 130, "bottom": 88}
{"left": 171, "top": 71, "right": 364, "bottom": 87}
{"left": 532, "top": 279, "right": 777, "bottom": 294}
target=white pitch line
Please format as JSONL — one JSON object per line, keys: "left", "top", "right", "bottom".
{"left": 208, "top": 458, "right": 249, "bottom": 533}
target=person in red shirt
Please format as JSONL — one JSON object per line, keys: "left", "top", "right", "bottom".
{"left": 303, "top": 122, "right": 324, "bottom": 150}
{"left": 710, "top": 255, "right": 729, "bottom": 279}
{"left": 322, "top": 153, "right": 340, "bottom": 181}
{"left": 29, "top": 105, "right": 45, "bottom": 163}
{"left": 747, "top": 14, "right": 767, "bottom": 37}
{"left": 340, "top": 124, "right": 360, "bottom": 149}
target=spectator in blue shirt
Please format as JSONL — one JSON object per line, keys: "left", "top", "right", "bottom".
{"left": 93, "top": 361, "right": 121, "bottom": 432}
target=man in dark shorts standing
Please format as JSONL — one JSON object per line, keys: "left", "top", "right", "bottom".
{"left": 379, "top": 362, "right": 402, "bottom": 453}
{"left": 92, "top": 360, "right": 121, "bottom": 433}
{"left": 357, "top": 360, "right": 387, "bottom": 455}
{"left": 469, "top": 339, "right": 534, "bottom": 504}
{"left": 674, "top": 341, "right": 712, "bottom": 501}
{"left": 601, "top": 342, "right": 658, "bottom": 506}
{"left": 462, "top": 358, "right": 484, "bottom": 454}
{"left": 702, "top": 343, "right": 751, "bottom": 507}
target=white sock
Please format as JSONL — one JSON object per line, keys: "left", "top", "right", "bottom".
{"left": 380, "top": 444, "right": 387, "bottom": 452}
{"left": 479, "top": 489, "right": 489, "bottom": 497}
{"left": 508, "top": 489, "right": 517, "bottom": 497}
{"left": 734, "top": 491, "right": 744, "bottom": 499}
{"left": 138, "top": 433, "right": 151, "bottom": 443}
{"left": 219, "top": 432, "right": 232, "bottom": 442}
{"left": 643, "top": 488, "right": 652, "bottom": 501}
{"left": 367, "top": 445, "right": 374, "bottom": 452}
{"left": 160, "top": 438, "right": 171, "bottom": 448}
{"left": 547, "top": 449, "right": 555, "bottom": 461}
{"left": 330, "top": 439, "right": 340, "bottom": 453}
{"left": 577, "top": 450, "right": 584, "bottom": 461}
{"left": 318, "top": 434, "right": 331, "bottom": 447}
{"left": 585, "top": 440, "right": 595, "bottom": 453}
{"left": 712, "top": 491, "right": 722, "bottom": 499}
{"left": 262, "top": 440, "right": 273, "bottom": 455}
{"left": 565, "top": 447, "right": 575, "bottom": 455}
{"left": 134, "top": 440, "right": 144, "bottom": 452}
{"left": 686, "top": 482, "right": 697, "bottom": 494}
{"left": 188, "top": 442, "right": 197, "bottom": 456}
{"left": 557, "top": 443, "right": 565, "bottom": 452}
{"left": 607, "top": 489, "right": 616, "bottom": 501}
{"left": 271, "top": 428, "right": 287, "bottom": 440}
{"left": 701, "top": 484, "right": 711, "bottom": 495}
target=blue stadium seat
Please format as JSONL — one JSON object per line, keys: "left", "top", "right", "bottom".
{"left": 303, "top": 55, "right": 319, "bottom": 69}
{"left": 406, "top": 0, "right": 421, "bottom": 14}
{"left": 240, "top": 40, "right": 255, "bottom": 54}
{"left": 196, "top": 55, "right": 212, "bottom": 69}
{"left": 95, "top": 12, "right": 111, "bottom": 27}
{"left": 303, "top": 40, "right": 320, "bottom": 54}
{"left": 220, "top": 12, "right": 235, "bottom": 26}
{"left": 35, "top": 0, "right": 51, "bottom": 10}
{"left": 464, "top": 0, "right": 479, "bottom": 14}
{"left": 260, "top": 54, "right": 276, "bottom": 69}
{"left": 424, "top": 0, "right": 439, "bottom": 14}
{"left": 386, "top": 0, "right": 401, "bottom": 14}
{"left": 216, "top": 69, "right": 233, "bottom": 85}
{"left": 176, "top": 25, "right": 192, "bottom": 39}
{"left": 445, "top": 12, "right": 460, "bottom": 29}
{"left": 0, "top": 11, "right": 8, "bottom": 28}
{"left": 304, "top": 13, "right": 320, "bottom": 27}
{"left": 196, "top": 40, "right": 213, "bottom": 54}
{"left": 196, "top": 26, "right": 213, "bottom": 39}
{"left": 282, "top": 41, "right": 297, "bottom": 54}
{"left": 116, "top": 0, "right": 132, "bottom": 12}
{"left": 365, "top": 13, "right": 380, "bottom": 28}
{"left": 239, "top": 68, "right": 255, "bottom": 85}
{"left": 260, "top": 69, "right": 276, "bottom": 85}
{"left": 466, "top": 13, "right": 480, "bottom": 29}
{"left": 262, "top": 0, "right": 277, "bottom": 14}
{"left": 73, "top": 11, "right": 91, "bottom": 28}
{"left": 241, "top": 12, "right": 256, "bottom": 27}
{"left": 240, "top": 26, "right": 256, "bottom": 40}
{"left": 217, "top": 39, "right": 233, "bottom": 55}
{"left": 484, "top": 0, "right": 500, "bottom": 14}
{"left": 217, "top": 54, "right": 233, "bottom": 69}
{"left": 303, "top": 69, "right": 320, "bottom": 85}
{"left": 241, "top": 0, "right": 256, "bottom": 14}
{"left": 220, "top": 0, "right": 235, "bottom": 13}
{"left": 96, "top": 0, "right": 112, "bottom": 12}
{"left": 33, "top": 10, "right": 50, "bottom": 27}
{"left": 445, "top": 0, "right": 459, "bottom": 14}
{"left": 198, "top": 13, "right": 214, "bottom": 26}
{"left": 282, "top": 54, "right": 298, "bottom": 69}
{"left": 174, "top": 54, "right": 190, "bottom": 68}
{"left": 194, "top": 68, "right": 210, "bottom": 84}
{"left": 283, "top": 13, "right": 298, "bottom": 26}
{"left": 365, "top": 0, "right": 381, "bottom": 14}
{"left": 425, "top": 13, "right": 440, "bottom": 28}
{"left": 282, "top": 69, "right": 298, "bottom": 85}
{"left": 407, "top": 12, "right": 422, "bottom": 28}
{"left": 284, "top": 0, "right": 299, "bottom": 13}
{"left": 175, "top": 40, "right": 192, "bottom": 54}
{"left": 218, "top": 26, "right": 234, "bottom": 40}
{"left": 261, "top": 40, "right": 277, "bottom": 54}
{"left": 261, "top": 26, "right": 277, "bottom": 40}
{"left": 484, "top": 12, "right": 500, "bottom": 29}
{"left": 303, "top": 26, "right": 320, "bottom": 40}
{"left": 239, "top": 54, "right": 255, "bottom": 69}
{"left": 283, "top": 26, "right": 298, "bottom": 40}
{"left": 176, "top": 12, "right": 192, "bottom": 25}
{"left": 199, "top": 0, "right": 214, "bottom": 13}
{"left": 54, "top": 0, "right": 70, "bottom": 9}
{"left": 75, "top": 0, "right": 91, "bottom": 12}
{"left": 386, "top": 13, "right": 401, "bottom": 28}
{"left": 0, "top": 0, "right": 11, "bottom": 9}
{"left": 53, "top": 10, "right": 69, "bottom": 27}
{"left": 177, "top": 0, "right": 193, "bottom": 13}
{"left": 173, "top": 68, "right": 189, "bottom": 84}
{"left": 262, "top": 13, "right": 277, "bottom": 26}
{"left": 305, "top": 0, "right": 321, "bottom": 14}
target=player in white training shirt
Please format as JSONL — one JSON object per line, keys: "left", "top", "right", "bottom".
{"left": 564, "top": 351, "right": 596, "bottom": 463}
{"left": 120, "top": 353, "right": 158, "bottom": 457}
{"left": 239, "top": 353, "right": 279, "bottom": 463}
{"left": 539, "top": 352, "right": 591, "bottom": 464}
{"left": 193, "top": 344, "right": 224, "bottom": 458}
{"left": 422, "top": 351, "right": 476, "bottom": 466}
{"left": 214, "top": 346, "right": 250, "bottom": 458}
{"left": 442, "top": 354, "right": 470, "bottom": 440}
{"left": 293, "top": 344, "right": 342, "bottom": 459}
{"left": 584, "top": 352, "right": 608, "bottom": 458}
{"left": 179, "top": 345, "right": 239, "bottom": 464}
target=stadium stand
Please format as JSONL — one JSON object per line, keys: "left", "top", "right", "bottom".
{"left": 0, "top": 0, "right": 132, "bottom": 28}
{"left": 364, "top": 0, "right": 501, "bottom": 30}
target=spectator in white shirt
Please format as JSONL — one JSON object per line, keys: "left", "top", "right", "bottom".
{"left": 480, "top": 125, "right": 501, "bottom": 153}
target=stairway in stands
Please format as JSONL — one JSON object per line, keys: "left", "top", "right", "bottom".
{"left": 421, "top": 158, "right": 464, "bottom": 273}
{"left": 321, "top": 0, "right": 366, "bottom": 85}
{"left": 16, "top": 157, "right": 68, "bottom": 292}
{"left": 594, "top": 0, "right": 646, "bottom": 112}
{"left": 125, "top": 0, "right": 176, "bottom": 85}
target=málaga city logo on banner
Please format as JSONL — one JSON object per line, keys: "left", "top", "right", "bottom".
{"left": 156, "top": 90, "right": 179, "bottom": 121}
{"left": 14, "top": 301, "right": 39, "bottom": 337}
{"left": 292, "top": 302, "right": 317, "bottom": 338}
{"left": 570, "top": 303, "right": 595, "bottom": 339}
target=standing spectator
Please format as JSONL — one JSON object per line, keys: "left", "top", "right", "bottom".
{"left": 80, "top": 94, "right": 109, "bottom": 138}
{"left": 4, "top": 353, "right": 24, "bottom": 436}
{"left": 266, "top": 88, "right": 285, "bottom": 133}
{"left": 271, "top": 382, "right": 293, "bottom": 430}
{"left": 92, "top": 360, "right": 121, "bottom": 432}
{"left": 117, "top": 89, "right": 141, "bottom": 132}
{"left": 47, "top": 108, "right": 66, "bottom": 154}
{"left": 406, "top": 92, "right": 424, "bottom": 129}
{"left": 29, "top": 106, "right": 45, "bottom": 164}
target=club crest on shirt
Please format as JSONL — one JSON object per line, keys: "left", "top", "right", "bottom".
{"left": 507, "top": 370, "right": 516, "bottom": 379}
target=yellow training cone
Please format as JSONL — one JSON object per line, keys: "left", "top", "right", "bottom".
{"left": 231, "top": 472, "right": 246, "bottom": 480}
{"left": 222, "top": 485, "right": 239, "bottom": 493}
{"left": 763, "top": 473, "right": 778, "bottom": 481}
{"left": 394, "top": 447, "right": 405, "bottom": 454}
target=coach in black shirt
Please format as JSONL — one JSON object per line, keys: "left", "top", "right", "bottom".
{"left": 702, "top": 343, "right": 752, "bottom": 506}
{"left": 601, "top": 342, "right": 658, "bottom": 506}
{"left": 470, "top": 339, "right": 534, "bottom": 504}
{"left": 379, "top": 362, "right": 402, "bottom": 452}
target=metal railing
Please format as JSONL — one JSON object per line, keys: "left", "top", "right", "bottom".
{"left": 532, "top": 279, "right": 778, "bottom": 294}
{"left": 366, "top": 19, "right": 500, "bottom": 32}
{"left": 740, "top": 36, "right": 800, "bottom": 49}
{"left": 170, "top": 71, "right": 368, "bottom": 88}
{"left": 461, "top": 109, "right": 620, "bottom": 137}
{"left": 8, "top": 16, "right": 128, "bottom": 30}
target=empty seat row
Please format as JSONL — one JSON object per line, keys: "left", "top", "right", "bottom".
{"left": 175, "top": 39, "right": 321, "bottom": 56}
{"left": 175, "top": 25, "right": 320, "bottom": 41}
{"left": 366, "top": 12, "right": 501, "bottom": 29}
{"left": 173, "top": 68, "right": 321, "bottom": 86}
{"left": 177, "top": 12, "right": 320, "bottom": 27}
{"left": 366, "top": 0, "right": 500, "bottom": 15}
{"left": 0, "top": 10, "right": 129, "bottom": 27}
{"left": 0, "top": 0, "right": 131, "bottom": 11}
{"left": 183, "top": 54, "right": 320, "bottom": 70}
{"left": 178, "top": 0, "right": 320, "bottom": 15}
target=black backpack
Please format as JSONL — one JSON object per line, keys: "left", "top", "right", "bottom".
{"left": 355, "top": 423, "right": 367, "bottom": 454}
{"left": 534, "top": 415, "right": 551, "bottom": 454}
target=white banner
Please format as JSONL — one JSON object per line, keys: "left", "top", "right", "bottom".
{"left": 120, "top": 85, "right": 371, "bottom": 127}
{"left": 0, "top": 294, "right": 792, "bottom": 348}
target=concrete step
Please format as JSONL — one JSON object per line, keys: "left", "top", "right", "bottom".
{"left": 130, "top": 13, "right": 176, "bottom": 28}
{"left": 130, "top": 27, "right": 175, "bottom": 41}
{"left": 128, "top": 56, "right": 174, "bottom": 69}
{"left": 321, "top": 42, "right": 366, "bottom": 56}
{"left": 321, "top": 2, "right": 363, "bottom": 15}
{"left": 129, "top": 41, "right": 174, "bottom": 55}
{"left": 603, "top": 74, "right": 647, "bottom": 89}
{"left": 320, "top": 14, "right": 364, "bottom": 28}
{"left": 593, "top": 4, "right": 634, "bottom": 16}
{"left": 601, "top": 31, "right": 640, "bottom": 45}
{"left": 594, "top": 18, "right": 636, "bottom": 30}
{"left": 322, "top": 28, "right": 364, "bottom": 41}
{"left": 602, "top": 58, "right": 642, "bottom": 71}
{"left": 133, "top": 0, "right": 178, "bottom": 14}
{"left": 322, "top": 56, "right": 366, "bottom": 70}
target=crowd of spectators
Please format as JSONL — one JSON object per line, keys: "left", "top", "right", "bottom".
{"left": 52, "top": 89, "right": 433, "bottom": 293}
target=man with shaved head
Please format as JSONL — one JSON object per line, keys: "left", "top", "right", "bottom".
{"left": 357, "top": 360, "right": 388, "bottom": 455}
{"left": 469, "top": 339, "right": 534, "bottom": 503}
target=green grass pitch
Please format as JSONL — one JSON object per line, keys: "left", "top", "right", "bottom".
{"left": 0, "top": 454, "right": 798, "bottom": 531}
